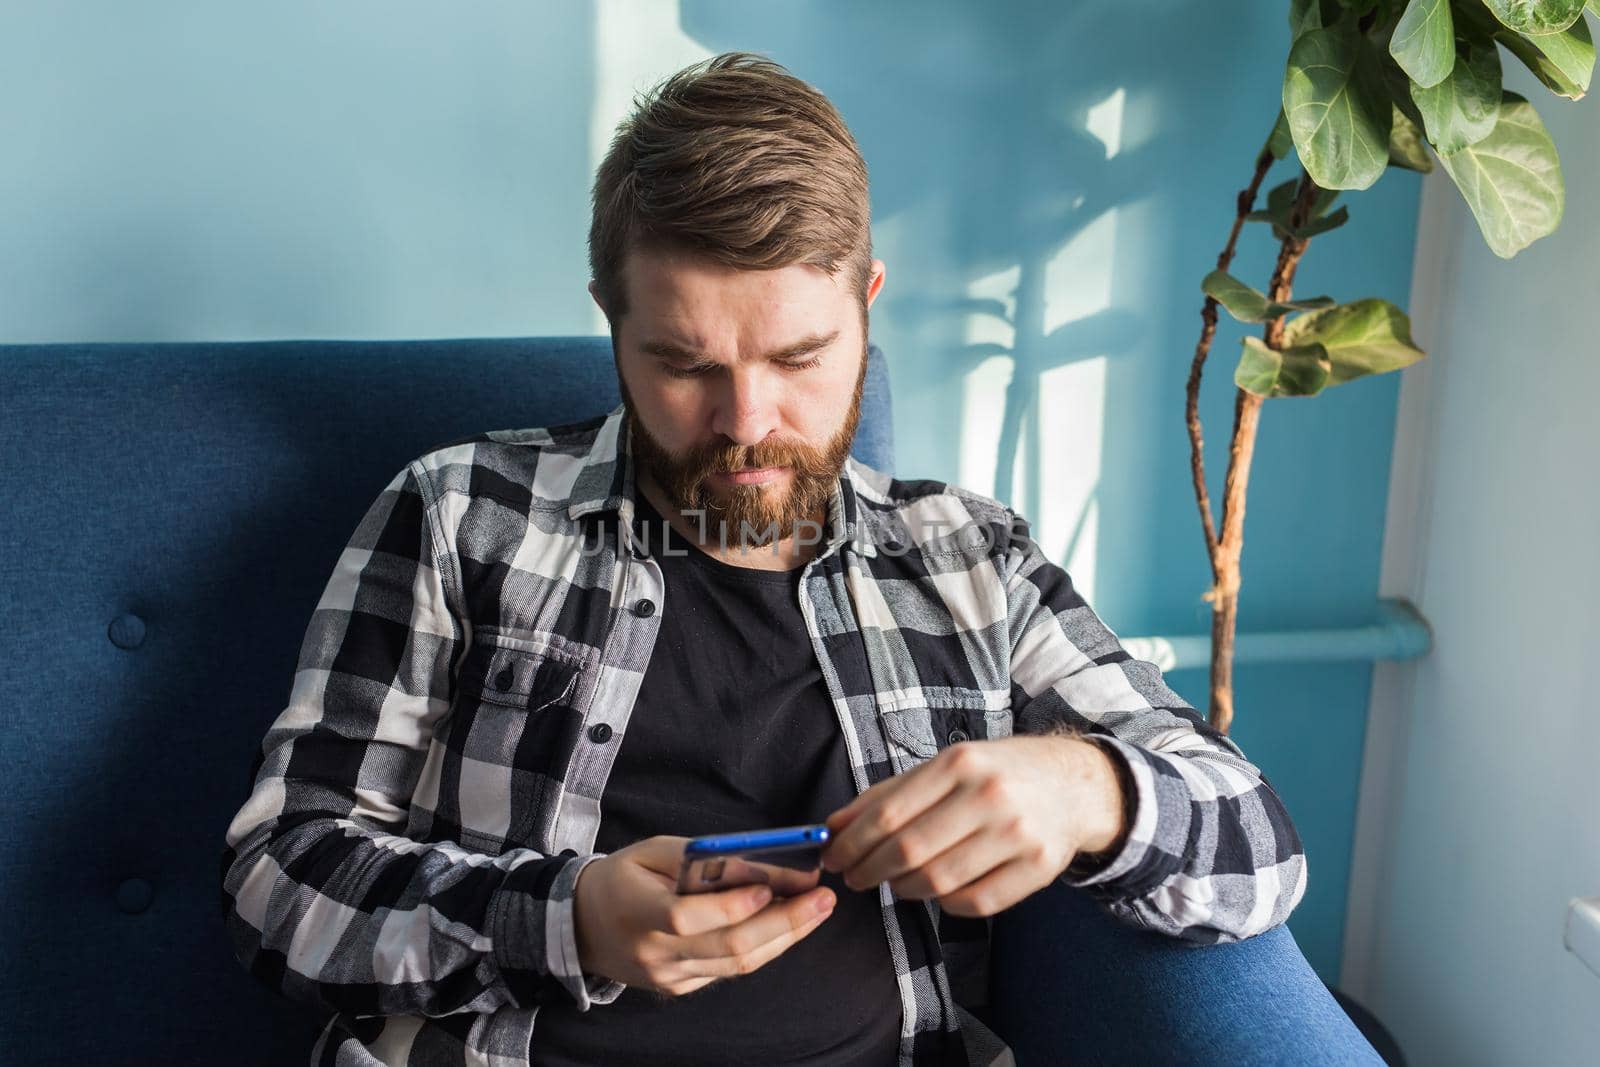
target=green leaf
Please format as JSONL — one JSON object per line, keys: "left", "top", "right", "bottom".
{"left": 1264, "top": 177, "right": 1301, "bottom": 218}
{"left": 1411, "top": 33, "right": 1503, "bottom": 153}
{"left": 1299, "top": 205, "right": 1353, "bottom": 236}
{"left": 1261, "top": 177, "right": 1341, "bottom": 219}
{"left": 1437, "top": 92, "right": 1564, "bottom": 258}
{"left": 1378, "top": 47, "right": 1430, "bottom": 128}
{"left": 1245, "top": 178, "right": 1344, "bottom": 238}
{"left": 1291, "top": 0, "right": 1323, "bottom": 40}
{"left": 1244, "top": 184, "right": 1289, "bottom": 225}
{"left": 1516, "top": 12, "right": 1594, "bottom": 96}
{"left": 1283, "top": 299, "right": 1425, "bottom": 387}
{"left": 1500, "top": 25, "right": 1590, "bottom": 97}
{"left": 1284, "top": 24, "right": 1394, "bottom": 190}
{"left": 1391, "top": 120, "right": 1434, "bottom": 170}
{"left": 1309, "top": 183, "right": 1342, "bottom": 218}
{"left": 1388, "top": 105, "right": 1436, "bottom": 170}
{"left": 1202, "top": 270, "right": 1337, "bottom": 323}
{"left": 1481, "top": 0, "right": 1586, "bottom": 36}
{"left": 1235, "top": 337, "right": 1332, "bottom": 397}
{"left": 1268, "top": 108, "right": 1295, "bottom": 160}
{"left": 1455, "top": 0, "right": 1589, "bottom": 99}
{"left": 1390, "top": 0, "right": 1456, "bottom": 87}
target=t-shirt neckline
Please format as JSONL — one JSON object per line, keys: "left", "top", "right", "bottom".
{"left": 631, "top": 490, "right": 805, "bottom": 587}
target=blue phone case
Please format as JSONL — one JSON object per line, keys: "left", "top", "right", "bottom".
{"left": 676, "top": 823, "right": 830, "bottom": 895}
{"left": 682, "top": 824, "right": 830, "bottom": 856}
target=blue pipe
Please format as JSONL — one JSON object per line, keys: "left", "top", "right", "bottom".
{"left": 1119, "top": 597, "right": 1432, "bottom": 673}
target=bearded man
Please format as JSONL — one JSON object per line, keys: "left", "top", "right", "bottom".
{"left": 221, "top": 52, "right": 1311, "bottom": 1067}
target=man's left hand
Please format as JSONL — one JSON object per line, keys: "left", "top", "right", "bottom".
{"left": 820, "top": 733, "right": 1126, "bottom": 918}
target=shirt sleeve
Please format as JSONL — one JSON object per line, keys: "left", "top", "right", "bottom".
{"left": 218, "top": 463, "right": 625, "bottom": 1019}
{"left": 1001, "top": 513, "right": 1306, "bottom": 942}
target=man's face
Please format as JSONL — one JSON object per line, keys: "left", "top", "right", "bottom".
{"left": 594, "top": 245, "right": 886, "bottom": 547}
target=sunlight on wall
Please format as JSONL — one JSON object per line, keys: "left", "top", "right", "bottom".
{"left": 1086, "top": 87, "right": 1125, "bottom": 159}
{"left": 958, "top": 352, "right": 1013, "bottom": 502}
{"left": 587, "top": 0, "right": 710, "bottom": 333}
{"left": 1041, "top": 210, "right": 1119, "bottom": 331}
{"left": 1034, "top": 357, "right": 1105, "bottom": 595}
{"left": 959, "top": 264, "right": 1019, "bottom": 500}
{"left": 958, "top": 87, "right": 1125, "bottom": 603}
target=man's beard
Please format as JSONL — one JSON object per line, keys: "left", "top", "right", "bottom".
{"left": 620, "top": 346, "right": 866, "bottom": 549}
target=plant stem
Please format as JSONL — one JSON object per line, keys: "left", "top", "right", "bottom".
{"left": 1206, "top": 171, "right": 1320, "bottom": 734}
{"left": 1187, "top": 145, "right": 1277, "bottom": 567}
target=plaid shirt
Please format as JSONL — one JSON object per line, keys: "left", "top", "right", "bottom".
{"left": 220, "top": 403, "right": 1305, "bottom": 1067}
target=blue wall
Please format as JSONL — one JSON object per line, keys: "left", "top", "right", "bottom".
{"left": 0, "top": 0, "right": 1422, "bottom": 981}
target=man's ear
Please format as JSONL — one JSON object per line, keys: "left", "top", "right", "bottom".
{"left": 587, "top": 279, "right": 607, "bottom": 317}
{"left": 866, "top": 259, "right": 887, "bottom": 309}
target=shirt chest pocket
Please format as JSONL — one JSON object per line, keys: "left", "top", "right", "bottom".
{"left": 459, "top": 641, "right": 582, "bottom": 712}
{"left": 877, "top": 701, "right": 1013, "bottom": 776}
{"left": 440, "top": 641, "right": 590, "bottom": 851}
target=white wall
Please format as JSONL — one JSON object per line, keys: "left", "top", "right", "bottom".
{"left": 1343, "top": 66, "right": 1600, "bottom": 1065}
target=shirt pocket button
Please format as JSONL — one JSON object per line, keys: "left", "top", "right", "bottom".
{"left": 632, "top": 598, "right": 656, "bottom": 618}
{"left": 588, "top": 722, "right": 614, "bottom": 744}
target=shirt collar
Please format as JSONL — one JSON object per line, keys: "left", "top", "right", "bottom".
{"left": 564, "top": 402, "right": 868, "bottom": 553}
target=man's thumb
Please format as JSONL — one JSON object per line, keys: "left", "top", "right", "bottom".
{"left": 630, "top": 834, "right": 690, "bottom": 876}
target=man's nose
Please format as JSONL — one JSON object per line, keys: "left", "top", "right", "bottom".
{"left": 710, "top": 366, "right": 779, "bottom": 448}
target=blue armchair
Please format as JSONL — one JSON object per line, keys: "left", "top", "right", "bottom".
{"left": 0, "top": 337, "right": 1378, "bottom": 1065}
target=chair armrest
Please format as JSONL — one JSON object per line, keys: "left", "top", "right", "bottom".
{"left": 987, "top": 879, "right": 1383, "bottom": 1065}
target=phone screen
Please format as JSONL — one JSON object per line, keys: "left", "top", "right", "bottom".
{"left": 675, "top": 824, "right": 830, "bottom": 896}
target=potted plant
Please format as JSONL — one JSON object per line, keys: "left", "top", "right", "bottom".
{"left": 1188, "top": 0, "right": 1593, "bottom": 734}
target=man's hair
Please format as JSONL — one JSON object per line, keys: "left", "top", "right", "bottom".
{"left": 588, "top": 51, "right": 873, "bottom": 325}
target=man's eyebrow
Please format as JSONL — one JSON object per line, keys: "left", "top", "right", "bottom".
{"left": 640, "top": 330, "right": 840, "bottom": 363}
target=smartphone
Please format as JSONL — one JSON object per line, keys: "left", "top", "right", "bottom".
{"left": 675, "top": 823, "right": 831, "bottom": 897}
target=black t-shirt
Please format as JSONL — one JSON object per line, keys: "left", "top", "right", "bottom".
{"left": 528, "top": 491, "right": 903, "bottom": 1066}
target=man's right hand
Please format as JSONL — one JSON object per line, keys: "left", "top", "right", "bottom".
{"left": 571, "top": 835, "right": 836, "bottom": 997}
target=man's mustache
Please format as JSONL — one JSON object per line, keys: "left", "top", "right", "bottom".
{"left": 681, "top": 439, "right": 827, "bottom": 478}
